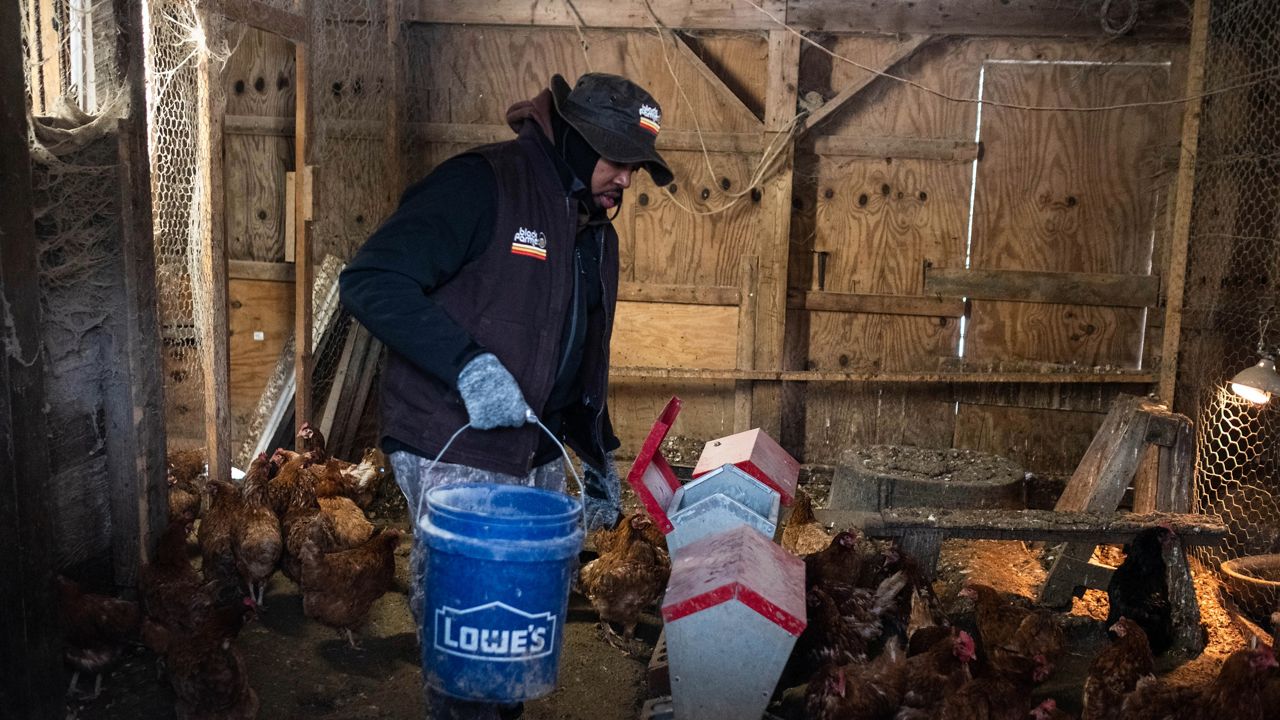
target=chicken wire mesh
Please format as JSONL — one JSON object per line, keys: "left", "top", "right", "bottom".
{"left": 1183, "top": 0, "right": 1280, "bottom": 622}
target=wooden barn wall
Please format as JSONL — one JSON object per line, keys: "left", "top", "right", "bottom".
{"left": 222, "top": 27, "right": 297, "bottom": 451}
{"left": 393, "top": 24, "right": 1185, "bottom": 476}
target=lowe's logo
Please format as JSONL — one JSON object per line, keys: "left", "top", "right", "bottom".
{"left": 434, "top": 601, "right": 556, "bottom": 661}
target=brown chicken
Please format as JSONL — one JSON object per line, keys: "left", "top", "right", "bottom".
{"left": 782, "top": 489, "right": 832, "bottom": 556}
{"left": 577, "top": 511, "right": 671, "bottom": 649}
{"left": 55, "top": 575, "right": 142, "bottom": 698}
{"left": 141, "top": 518, "right": 205, "bottom": 635}
{"left": 267, "top": 447, "right": 312, "bottom": 517}
{"left": 805, "top": 531, "right": 866, "bottom": 596}
{"left": 804, "top": 638, "right": 906, "bottom": 720}
{"left": 198, "top": 478, "right": 242, "bottom": 594}
{"left": 936, "top": 633, "right": 1047, "bottom": 720}
{"left": 296, "top": 423, "right": 387, "bottom": 508}
{"left": 1081, "top": 617, "right": 1154, "bottom": 720}
{"left": 1121, "top": 645, "right": 1278, "bottom": 720}
{"left": 299, "top": 527, "right": 402, "bottom": 648}
{"left": 157, "top": 598, "right": 259, "bottom": 720}
{"left": 232, "top": 453, "right": 282, "bottom": 606}
{"left": 960, "top": 583, "right": 1065, "bottom": 682}
{"left": 897, "top": 627, "right": 977, "bottom": 716}
{"left": 167, "top": 448, "right": 205, "bottom": 527}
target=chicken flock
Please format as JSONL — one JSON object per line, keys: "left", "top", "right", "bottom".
{"left": 59, "top": 458, "right": 1280, "bottom": 719}
{"left": 59, "top": 422, "right": 394, "bottom": 719}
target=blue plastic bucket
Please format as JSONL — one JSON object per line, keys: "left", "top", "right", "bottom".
{"left": 419, "top": 482, "right": 584, "bottom": 702}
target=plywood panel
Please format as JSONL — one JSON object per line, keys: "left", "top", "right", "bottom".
{"left": 804, "top": 383, "right": 957, "bottom": 462}
{"left": 224, "top": 28, "right": 296, "bottom": 117}
{"left": 611, "top": 302, "right": 738, "bottom": 370}
{"left": 229, "top": 279, "right": 294, "bottom": 450}
{"left": 608, "top": 380, "right": 733, "bottom": 461}
{"left": 226, "top": 133, "right": 292, "bottom": 261}
{"left": 966, "top": 55, "right": 1175, "bottom": 367}
{"left": 954, "top": 403, "right": 1107, "bottom": 475}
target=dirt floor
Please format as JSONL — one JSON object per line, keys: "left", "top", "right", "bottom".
{"left": 66, "top": 456, "right": 1267, "bottom": 720}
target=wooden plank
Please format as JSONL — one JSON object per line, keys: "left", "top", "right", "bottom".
{"left": 209, "top": 0, "right": 307, "bottom": 42}
{"left": 752, "top": 28, "right": 801, "bottom": 438}
{"left": 789, "top": 289, "right": 966, "bottom": 317}
{"left": 37, "top": 0, "right": 60, "bottom": 115}
{"left": 612, "top": 303, "right": 739, "bottom": 370}
{"left": 0, "top": 0, "right": 61, "bottom": 709}
{"left": 386, "top": 0, "right": 405, "bottom": 198}
{"left": 800, "top": 35, "right": 931, "bottom": 137}
{"left": 405, "top": 0, "right": 786, "bottom": 30}
{"left": 195, "top": 6, "right": 232, "bottom": 486}
{"left": 406, "top": 0, "right": 1190, "bottom": 37}
{"left": 318, "top": 322, "right": 370, "bottom": 443}
{"left": 1056, "top": 395, "right": 1155, "bottom": 512}
{"left": 332, "top": 335, "right": 383, "bottom": 461}
{"left": 225, "top": 133, "right": 291, "bottom": 261}
{"left": 226, "top": 114, "right": 294, "bottom": 135}
{"left": 223, "top": 29, "right": 296, "bottom": 117}
{"left": 954, "top": 403, "right": 1107, "bottom": 476}
{"left": 815, "top": 508, "right": 1227, "bottom": 544}
{"left": 925, "top": 267, "right": 1160, "bottom": 308}
{"left": 284, "top": 170, "right": 295, "bottom": 262}
{"left": 670, "top": 31, "right": 761, "bottom": 128}
{"left": 230, "top": 259, "right": 295, "bottom": 282}
{"left": 228, "top": 278, "right": 294, "bottom": 449}
{"left": 784, "top": 0, "right": 1191, "bottom": 38}
{"left": 735, "top": 256, "right": 759, "bottom": 432}
{"left": 611, "top": 367, "right": 1158, "bottom": 383}
{"left": 617, "top": 282, "right": 739, "bottom": 306}
{"left": 810, "top": 136, "right": 980, "bottom": 163}
{"left": 1157, "top": 0, "right": 1209, "bottom": 407}
{"left": 293, "top": 13, "right": 314, "bottom": 427}
{"left": 410, "top": 121, "right": 765, "bottom": 154}
{"left": 113, "top": 0, "right": 167, "bottom": 570}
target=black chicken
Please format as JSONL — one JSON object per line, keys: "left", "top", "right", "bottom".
{"left": 1106, "top": 525, "right": 1175, "bottom": 655}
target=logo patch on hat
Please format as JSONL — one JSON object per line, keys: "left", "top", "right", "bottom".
{"left": 511, "top": 227, "right": 547, "bottom": 260}
{"left": 638, "top": 104, "right": 661, "bottom": 136}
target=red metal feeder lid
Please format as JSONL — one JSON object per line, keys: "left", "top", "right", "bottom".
{"left": 692, "top": 428, "right": 800, "bottom": 506}
{"left": 624, "top": 396, "right": 683, "bottom": 533}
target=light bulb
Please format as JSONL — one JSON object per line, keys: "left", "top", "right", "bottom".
{"left": 1231, "top": 382, "right": 1271, "bottom": 405}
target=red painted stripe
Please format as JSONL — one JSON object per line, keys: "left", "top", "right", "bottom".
{"left": 662, "top": 581, "right": 806, "bottom": 635}
{"left": 511, "top": 246, "right": 546, "bottom": 259}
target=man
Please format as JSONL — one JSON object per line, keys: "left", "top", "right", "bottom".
{"left": 339, "top": 73, "right": 673, "bottom": 719}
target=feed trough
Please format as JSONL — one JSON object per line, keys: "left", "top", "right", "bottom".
{"left": 1219, "top": 553, "right": 1280, "bottom": 621}
{"left": 829, "top": 445, "right": 1025, "bottom": 512}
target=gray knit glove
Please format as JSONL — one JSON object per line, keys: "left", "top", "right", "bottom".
{"left": 457, "top": 353, "right": 532, "bottom": 430}
{"left": 582, "top": 452, "right": 622, "bottom": 531}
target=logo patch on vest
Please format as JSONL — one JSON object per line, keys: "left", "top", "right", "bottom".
{"left": 638, "top": 104, "right": 661, "bottom": 136}
{"left": 434, "top": 602, "right": 557, "bottom": 661}
{"left": 511, "top": 227, "right": 547, "bottom": 260}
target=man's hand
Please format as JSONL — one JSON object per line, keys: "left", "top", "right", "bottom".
{"left": 457, "top": 353, "right": 532, "bottom": 430}
{"left": 582, "top": 452, "right": 622, "bottom": 531}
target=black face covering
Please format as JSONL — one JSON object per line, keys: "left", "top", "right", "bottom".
{"left": 552, "top": 112, "right": 613, "bottom": 217}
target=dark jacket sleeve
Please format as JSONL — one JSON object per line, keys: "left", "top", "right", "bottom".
{"left": 339, "top": 155, "right": 497, "bottom": 387}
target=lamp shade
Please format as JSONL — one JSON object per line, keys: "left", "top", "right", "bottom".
{"left": 1230, "top": 356, "right": 1280, "bottom": 404}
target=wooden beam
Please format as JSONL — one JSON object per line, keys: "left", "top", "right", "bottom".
{"left": 37, "top": 0, "right": 60, "bottom": 115}
{"left": 225, "top": 114, "right": 294, "bottom": 136}
{"left": 618, "top": 282, "right": 739, "bottom": 306}
{"left": 112, "top": 0, "right": 167, "bottom": 572}
{"left": 195, "top": 6, "right": 232, "bottom": 486}
{"left": 405, "top": 0, "right": 1190, "bottom": 37}
{"left": 670, "top": 31, "right": 761, "bottom": 127}
{"left": 752, "top": 28, "right": 801, "bottom": 438}
{"left": 735, "top": 256, "right": 760, "bottom": 432}
{"left": 800, "top": 35, "right": 931, "bottom": 137}
{"left": 610, "top": 367, "right": 1158, "bottom": 384}
{"left": 209, "top": 0, "right": 307, "bottom": 42}
{"left": 410, "top": 122, "right": 765, "bottom": 154}
{"left": 788, "top": 289, "right": 967, "bottom": 317}
{"left": 814, "top": 508, "right": 1226, "bottom": 545}
{"left": 386, "top": 0, "right": 405, "bottom": 196}
{"left": 0, "top": 0, "right": 61, "bottom": 710}
{"left": 924, "top": 267, "right": 1160, "bottom": 308}
{"left": 230, "top": 259, "right": 295, "bottom": 282}
{"left": 783, "top": 0, "right": 1191, "bottom": 38}
{"left": 1157, "top": 0, "right": 1210, "bottom": 407}
{"left": 406, "top": 0, "right": 786, "bottom": 30}
{"left": 294, "top": 9, "right": 314, "bottom": 427}
{"left": 809, "top": 136, "right": 980, "bottom": 163}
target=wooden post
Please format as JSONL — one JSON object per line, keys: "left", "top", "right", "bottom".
{"left": 386, "top": 0, "right": 405, "bottom": 197}
{"left": 105, "top": 0, "right": 169, "bottom": 578}
{"left": 294, "top": 7, "right": 314, "bottom": 427}
{"left": 751, "top": 28, "right": 800, "bottom": 438}
{"left": 734, "top": 255, "right": 759, "bottom": 432}
{"left": 1157, "top": 0, "right": 1210, "bottom": 408}
{"left": 0, "top": 0, "right": 61, "bottom": 711}
{"left": 37, "top": 0, "right": 62, "bottom": 114}
{"left": 195, "top": 6, "right": 232, "bottom": 484}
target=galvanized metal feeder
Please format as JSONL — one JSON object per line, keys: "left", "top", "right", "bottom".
{"left": 666, "top": 464, "right": 781, "bottom": 553}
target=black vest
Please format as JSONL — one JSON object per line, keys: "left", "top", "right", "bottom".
{"left": 379, "top": 123, "right": 618, "bottom": 476}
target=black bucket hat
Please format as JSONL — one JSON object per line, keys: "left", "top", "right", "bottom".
{"left": 550, "top": 73, "right": 674, "bottom": 187}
